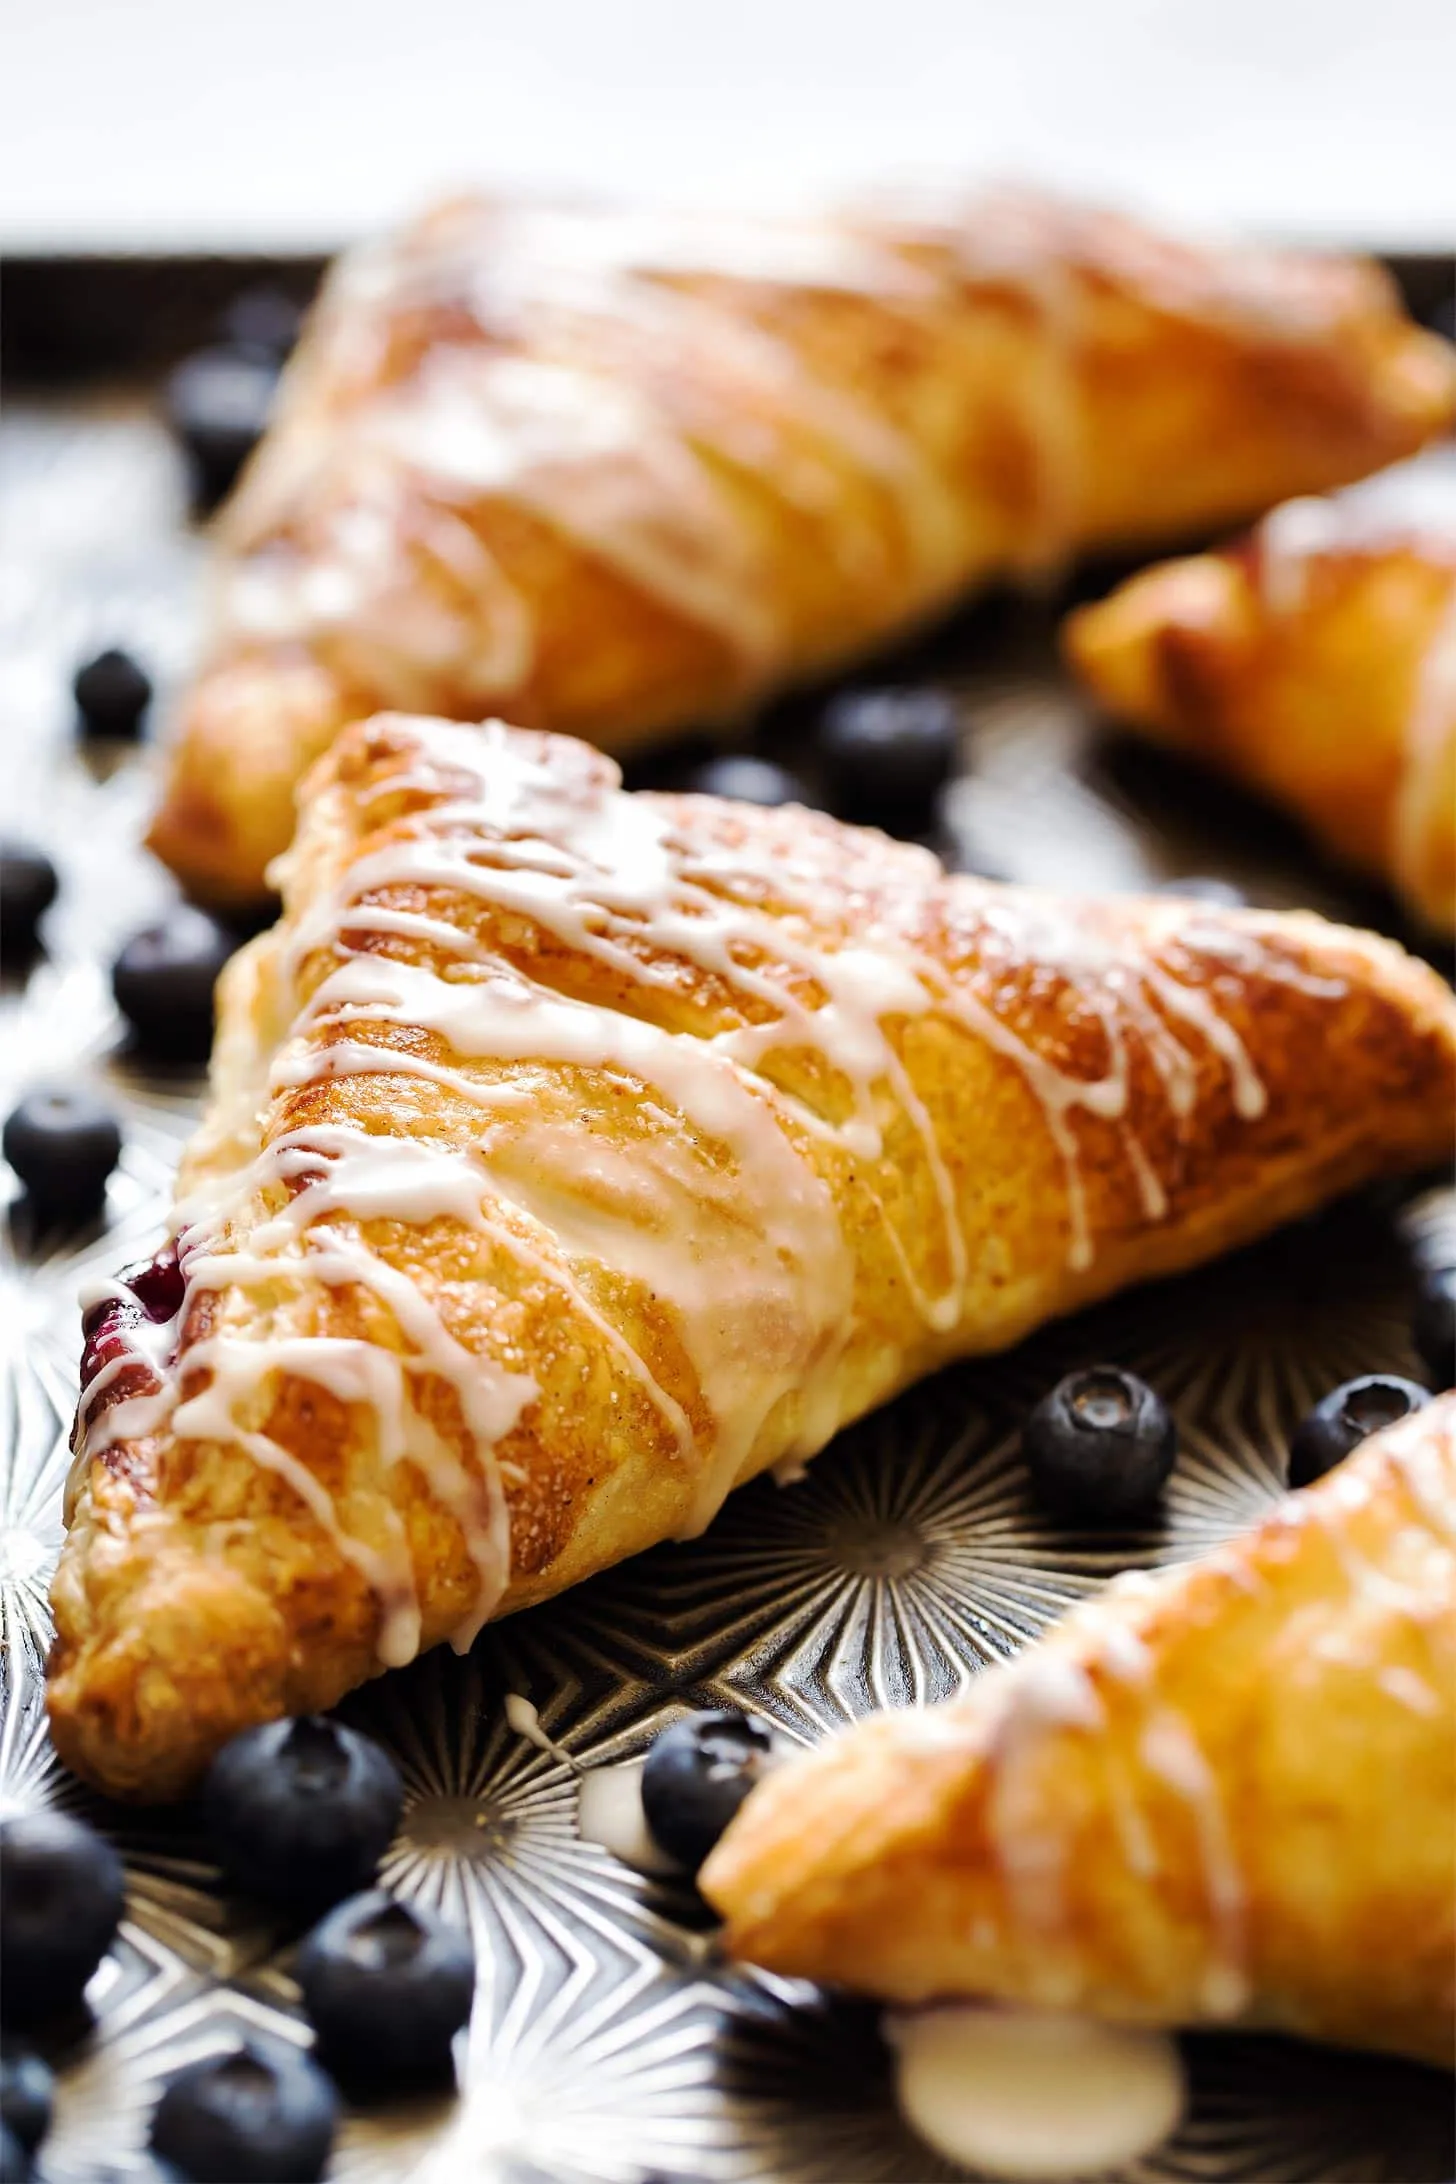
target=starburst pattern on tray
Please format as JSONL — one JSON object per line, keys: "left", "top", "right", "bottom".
{"left": 2, "top": 396, "right": 1452, "bottom": 2183}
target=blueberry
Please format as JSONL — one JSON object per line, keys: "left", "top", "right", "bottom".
{"left": 220, "top": 287, "right": 304, "bottom": 363}
{"left": 0, "top": 2122, "right": 27, "bottom": 2184}
{"left": 1, "top": 842, "right": 58, "bottom": 959}
{"left": 0, "top": 1810, "right": 125, "bottom": 2029}
{"left": 204, "top": 1715, "right": 404, "bottom": 1913}
{"left": 296, "top": 1890, "right": 475, "bottom": 2092}
{"left": 73, "top": 647, "right": 152, "bottom": 740}
{"left": 0, "top": 2050, "right": 52, "bottom": 2158}
{"left": 150, "top": 2041, "right": 337, "bottom": 2184}
{"left": 3, "top": 1086, "right": 122, "bottom": 1228}
{"left": 685, "top": 754, "right": 807, "bottom": 808}
{"left": 1288, "top": 1374, "right": 1430, "bottom": 1487}
{"left": 112, "top": 908, "right": 236, "bottom": 1062}
{"left": 1023, "top": 1366, "right": 1176, "bottom": 1521}
{"left": 640, "top": 1710, "right": 778, "bottom": 1876}
{"left": 1155, "top": 875, "right": 1248, "bottom": 909}
{"left": 1412, "top": 1266, "right": 1455, "bottom": 1390}
{"left": 818, "top": 688, "right": 959, "bottom": 824}
{"left": 164, "top": 347, "right": 278, "bottom": 514}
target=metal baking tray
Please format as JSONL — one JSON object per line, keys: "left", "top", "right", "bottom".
{"left": 2, "top": 257, "right": 1453, "bottom": 2182}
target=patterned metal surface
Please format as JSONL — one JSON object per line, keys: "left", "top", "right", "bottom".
{"left": 1, "top": 396, "right": 1452, "bottom": 2183}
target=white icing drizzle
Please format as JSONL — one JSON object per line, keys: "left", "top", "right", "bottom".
{"left": 575, "top": 1757, "right": 681, "bottom": 1876}
{"left": 1139, "top": 1711, "right": 1249, "bottom": 2017}
{"left": 886, "top": 2004, "right": 1186, "bottom": 2181}
{"left": 74, "top": 714, "right": 1318, "bottom": 1673}
{"left": 219, "top": 192, "right": 1094, "bottom": 699}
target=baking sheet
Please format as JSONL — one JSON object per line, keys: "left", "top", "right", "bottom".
{"left": 1, "top": 390, "right": 1453, "bottom": 2183}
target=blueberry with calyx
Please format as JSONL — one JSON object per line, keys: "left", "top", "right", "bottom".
{"left": 685, "top": 754, "right": 807, "bottom": 808}
{"left": 1, "top": 842, "right": 58, "bottom": 960}
{"left": 0, "top": 1810, "right": 125, "bottom": 2029}
{"left": 73, "top": 647, "right": 152, "bottom": 740}
{"left": 164, "top": 347, "right": 278, "bottom": 513}
{"left": 297, "top": 1890, "right": 475, "bottom": 2092}
{"left": 640, "top": 1709, "right": 778, "bottom": 1875}
{"left": 4, "top": 1086, "right": 122, "bottom": 1228}
{"left": 220, "top": 286, "right": 304, "bottom": 363}
{"left": 818, "top": 688, "right": 959, "bottom": 825}
{"left": 149, "top": 2041, "right": 337, "bottom": 2184}
{"left": 203, "top": 1716, "right": 404, "bottom": 1912}
{"left": 1412, "top": 1266, "right": 1455, "bottom": 1390}
{"left": 112, "top": 908, "right": 236, "bottom": 1062}
{"left": 1023, "top": 1366, "right": 1176, "bottom": 1521}
{"left": 1288, "top": 1374, "right": 1430, "bottom": 1487}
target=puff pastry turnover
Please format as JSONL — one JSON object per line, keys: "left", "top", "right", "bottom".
{"left": 145, "top": 190, "right": 1456, "bottom": 904}
{"left": 1065, "top": 457, "right": 1456, "bottom": 930}
{"left": 52, "top": 714, "right": 1456, "bottom": 1798}
{"left": 703, "top": 1394, "right": 1456, "bottom": 2069}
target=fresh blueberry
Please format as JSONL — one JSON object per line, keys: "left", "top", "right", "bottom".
{"left": 164, "top": 347, "right": 278, "bottom": 513}
{"left": 1155, "top": 875, "right": 1248, "bottom": 909}
{"left": 685, "top": 754, "right": 807, "bottom": 808}
{"left": 1023, "top": 1366, "right": 1176, "bottom": 1521}
{"left": 1288, "top": 1374, "right": 1431, "bottom": 1487}
{"left": 818, "top": 688, "right": 960, "bottom": 824}
{"left": 640, "top": 1710, "right": 778, "bottom": 1875}
{"left": 204, "top": 1716, "right": 404, "bottom": 1913}
{"left": 150, "top": 2041, "right": 337, "bottom": 2184}
{"left": 112, "top": 908, "right": 236, "bottom": 1062}
{"left": 0, "top": 2122, "right": 27, "bottom": 2184}
{"left": 0, "top": 1810, "right": 126, "bottom": 2029}
{"left": 220, "top": 287, "right": 304, "bottom": 363}
{"left": 1, "top": 842, "right": 58, "bottom": 959}
{"left": 0, "top": 2050, "right": 52, "bottom": 2159}
{"left": 296, "top": 1890, "right": 475, "bottom": 2092}
{"left": 73, "top": 647, "right": 152, "bottom": 740}
{"left": 1412, "top": 1266, "right": 1455, "bottom": 1390}
{"left": 3, "top": 1087, "right": 122, "bottom": 1228}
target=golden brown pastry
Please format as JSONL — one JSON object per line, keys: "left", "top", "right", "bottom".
{"left": 146, "top": 190, "right": 1456, "bottom": 905}
{"left": 1064, "top": 460, "right": 1456, "bottom": 930}
{"left": 53, "top": 714, "right": 1456, "bottom": 1799}
{"left": 703, "top": 1394, "right": 1456, "bottom": 2069}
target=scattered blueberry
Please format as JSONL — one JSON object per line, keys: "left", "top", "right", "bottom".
{"left": 164, "top": 347, "right": 278, "bottom": 513}
{"left": 296, "top": 1890, "right": 475, "bottom": 2093}
{"left": 73, "top": 647, "right": 153, "bottom": 740}
{"left": 203, "top": 1716, "right": 404, "bottom": 1913}
{"left": 685, "top": 754, "right": 807, "bottom": 808}
{"left": 112, "top": 908, "right": 236, "bottom": 1062}
{"left": 1288, "top": 1374, "right": 1431, "bottom": 1487}
{"left": 220, "top": 286, "right": 304, "bottom": 363}
{"left": 640, "top": 1710, "right": 778, "bottom": 1875}
{"left": 1412, "top": 1265, "right": 1455, "bottom": 1391}
{"left": 818, "top": 688, "right": 960, "bottom": 825}
{"left": 0, "top": 2122, "right": 27, "bottom": 2184}
{"left": 0, "top": 2050, "right": 52, "bottom": 2159}
{"left": 1023, "top": 1366, "right": 1176, "bottom": 1521}
{"left": 1155, "top": 875, "right": 1248, "bottom": 909}
{"left": 0, "top": 1810, "right": 125, "bottom": 2029}
{"left": 1, "top": 842, "right": 58, "bottom": 959}
{"left": 150, "top": 2041, "right": 337, "bottom": 2184}
{"left": 3, "top": 1086, "right": 122, "bottom": 1228}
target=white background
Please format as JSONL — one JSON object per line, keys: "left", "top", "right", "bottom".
{"left": 2, "top": 0, "right": 1454, "bottom": 254}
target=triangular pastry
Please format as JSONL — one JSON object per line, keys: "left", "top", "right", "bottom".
{"left": 702, "top": 1395, "right": 1456, "bottom": 2069}
{"left": 143, "top": 190, "right": 1456, "bottom": 904}
{"left": 1064, "top": 459, "right": 1456, "bottom": 930}
{"left": 52, "top": 715, "right": 1456, "bottom": 1798}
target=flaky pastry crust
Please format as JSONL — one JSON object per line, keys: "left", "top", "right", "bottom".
{"left": 1065, "top": 478, "right": 1456, "bottom": 929}
{"left": 52, "top": 715, "right": 1456, "bottom": 1798}
{"left": 703, "top": 1397, "right": 1456, "bottom": 2069}
{"left": 145, "top": 190, "right": 1456, "bottom": 904}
